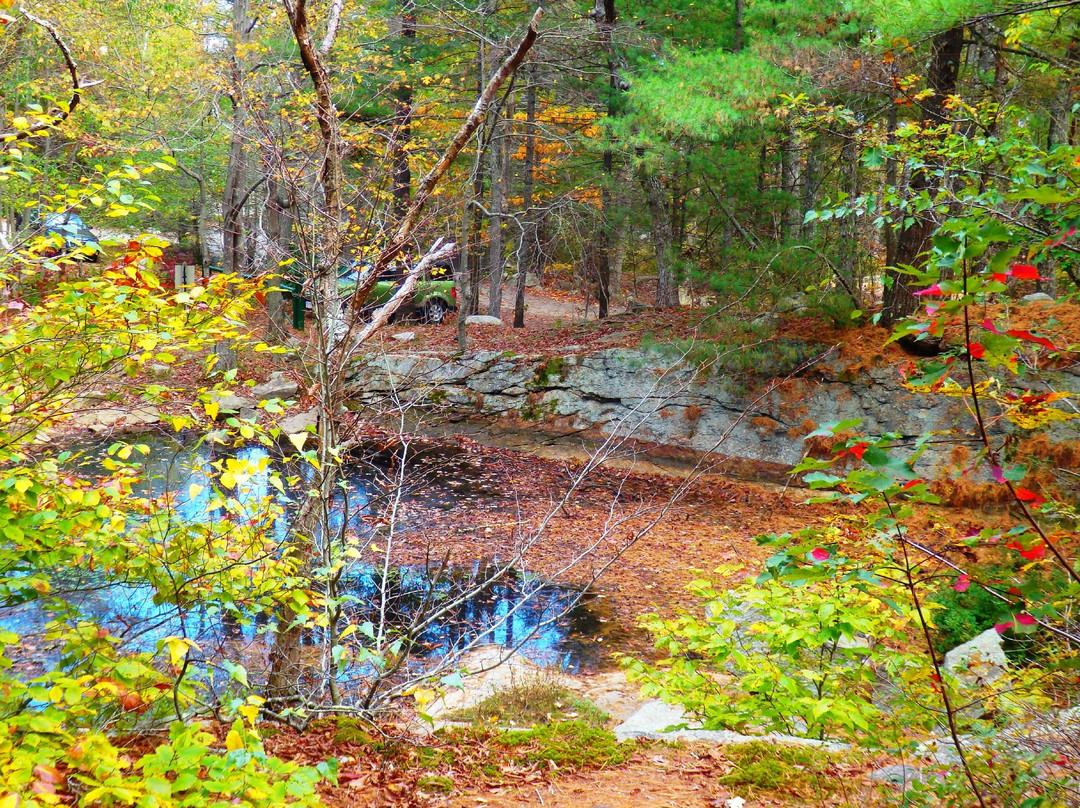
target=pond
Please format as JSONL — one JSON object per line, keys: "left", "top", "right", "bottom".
{"left": 2, "top": 433, "right": 610, "bottom": 685}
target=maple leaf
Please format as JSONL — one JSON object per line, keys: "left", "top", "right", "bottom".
{"left": 913, "top": 283, "right": 944, "bottom": 296}
{"left": 1009, "top": 264, "right": 1042, "bottom": 280}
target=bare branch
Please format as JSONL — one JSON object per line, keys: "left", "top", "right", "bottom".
{"left": 349, "top": 7, "right": 543, "bottom": 310}
{"left": 1, "top": 10, "right": 81, "bottom": 142}
{"left": 353, "top": 239, "right": 457, "bottom": 344}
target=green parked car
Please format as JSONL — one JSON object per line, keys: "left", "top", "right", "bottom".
{"left": 339, "top": 261, "right": 458, "bottom": 324}
{"left": 280, "top": 260, "right": 458, "bottom": 325}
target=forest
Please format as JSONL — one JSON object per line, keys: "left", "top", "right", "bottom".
{"left": 3, "top": 0, "right": 1080, "bottom": 806}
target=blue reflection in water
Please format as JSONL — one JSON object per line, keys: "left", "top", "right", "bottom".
{"left": 2, "top": 435, "right": 606, "bottom": 674}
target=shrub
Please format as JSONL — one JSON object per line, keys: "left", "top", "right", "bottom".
{"left": 624, "top": 571, "right": 928, "bottom": 742}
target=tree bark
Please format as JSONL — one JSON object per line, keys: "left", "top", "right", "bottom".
{"left": 733, "top": 0, "right": 744, "bottom": 52}
{"left": 514, "top": 65, "right": 538, "bottom": 328}
{"left": 263, "top": 175, "right": 293, "bottom": 340}
{"left": 839, "top": 132, "right": 859, "bottom": 292}
{"left": 486, "top": 107, "right": 507, "bottom": 317}
{"left": 221, "top": 3, "right": 248, "bottom": 276}
{"left": 391, "top": 0, "right": 415, "bottom": 220}
{"left": 592, "top": 0, "right": 621, "bottom": 319}
{"left": 639, "top": 165, "right": 677, "bottom": 308}
{"left": 780, "top": 129, "right": 801, "bottom": 240}
{"left": 882, "top": 26, "right": 964, "bottom": 326}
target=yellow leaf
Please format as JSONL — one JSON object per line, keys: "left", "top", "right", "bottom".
{"left": 225, "top": 730, "right": 244, "bottom": 752}
{"left": 205, "top": 400, "right": 219, "bottom": 420}
{"left": 287, "top": 432, "right": 307, "bottom": 453}
{"left": 188, "top": 483, "right": 203, "bottom": 500}
{"left": 164, "top": 637, "right": 200, "bottom": 666}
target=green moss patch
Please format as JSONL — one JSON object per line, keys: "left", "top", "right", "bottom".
{"left": 448, "top": 679, "right": 609, "bottom": 728}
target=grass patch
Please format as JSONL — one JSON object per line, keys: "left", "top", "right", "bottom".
{"left": 447, "top": 678, "right": 609, "bottom": 728}
{"left": 331, "top": 716, "right": 376, "bottom": 747}
{"left": 496, "top": 720, "right": 634, "bottom": 769}
{"left": 417, "top": 775, "right": 455, "bottom": 793}
{"left": 717, "top": 742, "right": 844, "bottom": 795}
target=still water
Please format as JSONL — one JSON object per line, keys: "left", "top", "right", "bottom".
{"left": 2, "top": 434, "right": 607, "bottom": 679}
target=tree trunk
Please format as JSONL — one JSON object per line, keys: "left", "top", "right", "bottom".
{"left": 486, "top": 107, "right": 507, "bottom": 317}
{"left": 1039, "top": 41, "right": 1077, "bottom": 297}
{"left": 263, "top": 175, "right": 292, "bottom": 340}
{"left": 838, "top": 133, "right": 859, "bottom": 292}
{"left": 215, "top": 0, "right": 253, "bottom": 374}
{"left": 639, "top": 164, "right": 677, "bottom": 308}
{"left": 733, "top": 0, "right": 744, "bottom": 52}
{"left": 780, "top": 129, "right": 801, "bottom": 239}
{"left": 514, "top": 65, "right": 538, "bottom": 328}
{"left": 391, "top": 0, "right": 415, "bottom": 220}
{"left": 592, "top": 0, "right": 620, "bottom": 319}
{"left": 882, "top": 26, "right": 964, "bottom": 326}
{"left": 801, "top": 139, "right": 819, "bottom": 240}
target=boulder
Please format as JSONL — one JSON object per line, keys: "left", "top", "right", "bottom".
{"left": 211, "top": 393, "right": 254, "bottom": 414}
{"left": 278, "top": 408, "right": 318, "bottom": 435}
{"left": 149, "top": 363, "right": 172, "bottom": 379}
{"left": 252, "top": 371, "right": 299, "bottom": 401}
{"left": 524, "top": 272, "right": 541, "bottom": 288}
{"left": 1020, "top": 292, "right": 1055, "bottom": 304}
{"left": 75, "top": 405, "right": 160, "bottom": 432}
{"left": 390, "top": 331, "right": 416, "bottom": 342}
{"left": 944, "top": 628, "right": 1008, "bottom": 687}
{"left": 612, "top": 700, "right": 850, "bottom": 751}
{"left": 465, "top": 315, "right": 504, "bottom": 327}
{"left": 868, "top": 764, "right": 921, "bottom": 788}
{"left": 914, "top": 736, "right": 973, "bottom": 766}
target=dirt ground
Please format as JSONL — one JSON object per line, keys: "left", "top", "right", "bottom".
{"left": 449, "top": 748, "right": 881, "bottom": 808}
{"left": 451, "top": 747, "right": 734, "bottom": 808}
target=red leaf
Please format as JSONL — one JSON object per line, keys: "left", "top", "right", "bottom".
{"left": 901, "top": 479, "right": 923, "bottom": 490}
{"left": 1017, "top": 613, "right": 1037, "bottom": 626}
{"left": 1005, "top": 329, "right": 1059, "bottom": 351}
{"left": 811, "top": 548, "right": 830, "bottom": 562}
{"left": 990, "top": 465, "right": 1006, "bottom": 484}
{"left": 1007, "top": 538, "right": 1046, "bottom": 560}
{"left": 849, "top": 442, "right": 869, "bottom": 459}
{"left": 968, "top": 342, "right": 985, "bottom": 359}
{"left": 994, "top": 621, "right": 1013, "bottom": 634}
{"left": 1047, "top": 227, "right": 1076, "bottom": 248}
{"left": 1014, "top": 487, "right": 1046, "bottom": 507}
{"left": 953, "top": 574, "right": 971, "bottom": 593}
{"left": 1010, "top": 264, "right": 1042, "bottom": 280}
{"left": 913, "top": 283, "right": 944, "bottom": 296}
{"left": 991, "top": 272, "right": 1009, "bottom": 284}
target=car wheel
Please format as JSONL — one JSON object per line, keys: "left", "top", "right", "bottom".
{"left": 423, "top": 298, "right": 449, "bottom": 325}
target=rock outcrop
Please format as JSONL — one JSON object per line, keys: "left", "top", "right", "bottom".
{"left": 348, "top": 345, "right": 1080, "bottom": 477}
